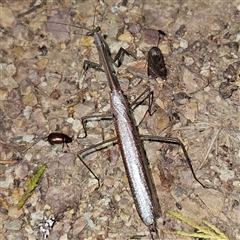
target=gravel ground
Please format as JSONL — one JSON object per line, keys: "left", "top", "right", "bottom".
{"left": 0, "top": 0, "right": 240, "bottom": 239}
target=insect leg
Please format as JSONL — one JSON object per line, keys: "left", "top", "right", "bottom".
{"left": 140, "top": 135, "right": 209, "bottom": 188}
{"left": 83, "top": 60, "right": 105, "bottom": 72}
{"left": 130, "top": 86, "right": 155, "bottom": 116}
{"left": 77, "top": 137, "right": 117, "bottom": 188}
{"left": 79, "top": 113, "right": 113, "bottom": 138}
{"left": 113, "top": 47, "right": 136, "bottom": 67}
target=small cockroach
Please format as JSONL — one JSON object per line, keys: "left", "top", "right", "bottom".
{"left": 147, "top": 30, "right": 167, "bottom": 79}
{"left": 147, "top": 46, "right": 167, "bottom": 79}
{"left": 47, "top": 133, "right": 72, "bottom": 148}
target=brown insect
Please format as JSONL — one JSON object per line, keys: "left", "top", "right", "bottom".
{"left": 147, "top": 30, "right": 167, "bottom": 79}
{"left": 47, "top": 133, "right": 72, "bottom": 148}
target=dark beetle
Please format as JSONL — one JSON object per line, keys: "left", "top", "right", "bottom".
{"left": 176, "top": 202, "right": 182, "bottom": 210}
{"left": 47, "top": 133, "right": 72, "bottom": 147}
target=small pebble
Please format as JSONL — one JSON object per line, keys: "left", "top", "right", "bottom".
{"left": 179, "top": 38, "right": 188, "bottom": 49}
{"left": 0, "top": 6, "right": 16, "bottom": 28}
{"left": 15, "top": 162, "right": 29, "bottom": 179}
{"left": 128, "top": 23, "right": 141, "bottom": 34}
{"left": 118, "top": 31, "right": 134, "bottom": 43}
{"left": 3, "top": 219, "right": 23, "bottom": 230}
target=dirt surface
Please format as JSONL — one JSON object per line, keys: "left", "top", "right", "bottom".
{"left": 1, "top": 0, "right": 240, "bottom": 239}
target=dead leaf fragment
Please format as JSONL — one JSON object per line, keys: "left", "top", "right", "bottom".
{"left": 37, "top": 58, "right": 49, "bottom": 69}
{"left": 181, "top": 66, "right": 208, "bottom": 94}
{"left": 184, "top": 102, "right": 198, "bottom": 122}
